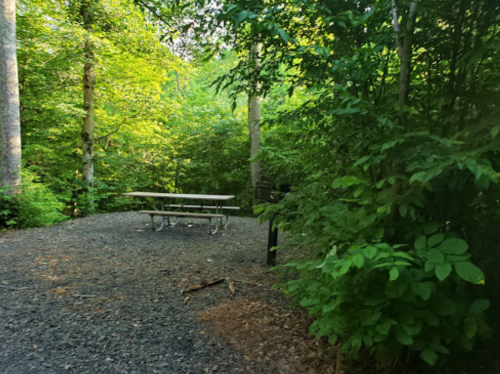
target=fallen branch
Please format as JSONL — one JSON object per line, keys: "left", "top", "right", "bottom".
{"left": 181, "top": 278, "right": 226, "bottom": 294}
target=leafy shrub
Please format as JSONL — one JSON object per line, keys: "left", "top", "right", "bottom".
{"left": 280, "top": 237, "right": 490, "bottom": 365}
{"left": 0, "top": 172, "right": 68, "bottom": 229}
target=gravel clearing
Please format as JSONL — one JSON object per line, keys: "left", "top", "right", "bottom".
{"left": 0, "top": 212, "right": 284, "bottom": 374}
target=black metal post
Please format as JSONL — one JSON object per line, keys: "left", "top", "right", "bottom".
{"left": 266, "top": 213, "right": 278, "bottom": 266}
{"left": 265, "top": 183, "right": 292, "bottom": 266}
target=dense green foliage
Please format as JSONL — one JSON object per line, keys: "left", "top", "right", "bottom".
{"left": 186, "top": 0, "right": 500, "bottom": 370}
{"left": 0, "top": 0, "right": 252, "bottom": 227}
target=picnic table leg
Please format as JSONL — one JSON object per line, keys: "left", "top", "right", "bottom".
{"left": 150, "top": 214, "right": 155, "bottom": 231}
{"left": 223, "top": 213, "right": 230, "bottom": 229}
{"left": 208, "top": 217, "right": 220, "bottom": 235}
{"left": 215, "top": 201, "right": 228, "bottom": 229}
{"left": 156, "top": 200, "right": 166, "bottom": 231}
{"left": 164, "top": 202, "right": 180, "bottom": 228}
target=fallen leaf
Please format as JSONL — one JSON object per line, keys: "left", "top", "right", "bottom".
{"left": 53, "top": 287, "right": 71, "bottom": 296}
{"left": 229, "top": 281, "right": 236, "bottom": 296}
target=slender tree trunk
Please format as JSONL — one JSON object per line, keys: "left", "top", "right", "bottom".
{"left": 0, "top": 0, "right": 21, "bottom": 196}
{"left": 81, "top": 0, "right": 95, "bottom": 209}
{"left": 248, "top": 42, "right": 262, "bottom": 200}
{"left": 392, "top": 0, "right": 419, "bottom": 128}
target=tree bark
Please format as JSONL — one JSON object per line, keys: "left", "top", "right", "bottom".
{"left": 81, "top": 0, "right": 95, "bottom": 209}
{"left": 0, "top": 0, "right": 21, "bottom": 196}
{"left": 392, "top": 0, "right": 420, "bottom": 128}
{"left": 248, "top": 42, "right": 262, "bottom": 197}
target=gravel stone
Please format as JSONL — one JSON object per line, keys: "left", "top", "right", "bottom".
{"left": 0, "top": 213, "right": 274, "bottom": 373}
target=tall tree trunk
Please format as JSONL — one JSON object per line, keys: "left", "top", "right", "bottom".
{"left": 248, "top": 42, "right": 261, "bottom": 202}
{"left": 81, "top": 0, "right": 95, "bottom": 210}
{"left": 392, "top": 0, "right": 419, "bottom": 128}
{"left": 0, "top": 0, "right": 21, "bottom": 196}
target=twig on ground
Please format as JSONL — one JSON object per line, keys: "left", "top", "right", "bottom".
{"left": 181, "top": 277, "right": 226, "bottom": 294}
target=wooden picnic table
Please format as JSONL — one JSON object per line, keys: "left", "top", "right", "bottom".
{"left": 121, "top": 192, "right": 238, "bottom": 234}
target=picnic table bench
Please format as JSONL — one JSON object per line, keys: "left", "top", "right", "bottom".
{"left": 121, "top": 192, "right": 238, "bottom": 234}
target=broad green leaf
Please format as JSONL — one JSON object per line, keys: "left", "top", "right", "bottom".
{"left": 435, "top": 263, "right": 452, "bottom": 281}
{"left": 469, "top": 299, "right": 490, "bottom": 315}
{"left": 354, "top": 155, "right": 370, "bottom": 166}
{"left": 353, "top": 187, "right": 364, "bottom": 197}
{"left": 428, "top": 249, "right": 445, "bottom": 265}
{"left": 420, "top": 348, "right": 438, "bottom": 365}
{"left": 328, "top": 334, "right": 338, "bottom": 344}
{"left": 389, "top": 267, "right": 399, "bottom": 281}
{"left": 364, "top": 246, "right": 377, "bottom": 260}
{"left": 375, "top": 323, "right": 391, "bottom": 335}
{"left": 278, "top": 28, "right": 290, "bottom": 42}
{"left": 428, "top": 233, "right": 444, "bottom": 247}
{"left": 414, "top": 235, "right": 427, "bottom": 250}
{"left": 394, "top": 260, "right": 412, "bottom": 266}
{"left": 393, "top": 252, "right": 414, "bottom": 261}
{"left": 454, "top": 262, "right": 485, "bottom": 284}
{"left": 439, "top": 238, "right": 469, "bottom": 255}
{"left": 425, "top": 260, "right": 435, "bottom": 272}
{"left": 352, "top": 254, "right": 365, "bottom": 269}
{"left": 322, "top": 303, "right": 336, "bottom": 313}
{"left": 402, "top": 322, "right": 422, "bottom": 336}
{"left": 399, "top": 204, "right": 408, "bottom": 218}
{"left": 338, "top": 260, "right": 352, "bottom": 276}
{"left": 332, "top": 176, "right": 365, "bottom": 189}
{"left": 236, "top": 10, "right": 249, "bottom": 25}
{"left": 429, "top": 342, "right": 450, "bottom": 354}
{"left": 464, "top": 317, "right": 478, "bottom": 339}
{"left": 363, "top": 335, "right": 374, "bottom": 346}
{"left": 412, "top": 282, "right": 433, "bottom": 301}
{"left": 373, "top": 252, "right": 390, "bottom": 261}
{"left": 446, "top": 254, "right": 470, "bottom": 263}
{"left": 491, "top": 126, "right": 500, "bottom": 139}
{"left": 423, "top": 223, "right": 443, "bottom": 235}
{"left": 374, "top": 262, "right": 393, "bottom": 269}
{"left": 395, "top": 327, "right": 413, "bottom": 345}
{"left": 353, "top": 7, "right": 376, "bottom": 27}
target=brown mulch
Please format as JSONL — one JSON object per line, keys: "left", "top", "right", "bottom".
{"left": 200, "top": 297, "right": 339, "bottom": 374}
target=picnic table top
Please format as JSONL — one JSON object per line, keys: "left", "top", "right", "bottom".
{"left": 121, "top": 191, "right": 236, "bottom": 201}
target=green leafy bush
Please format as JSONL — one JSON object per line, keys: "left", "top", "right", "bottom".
{"left": 281, "top": 237, "right": 490, "bottom": 365}
{"left": 0, "top": 172, "right": 68, "bottom": 229}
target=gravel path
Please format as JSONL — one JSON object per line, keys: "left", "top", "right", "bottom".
{"left": 0, "top": 212, "right": 280, "bottom": 374}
